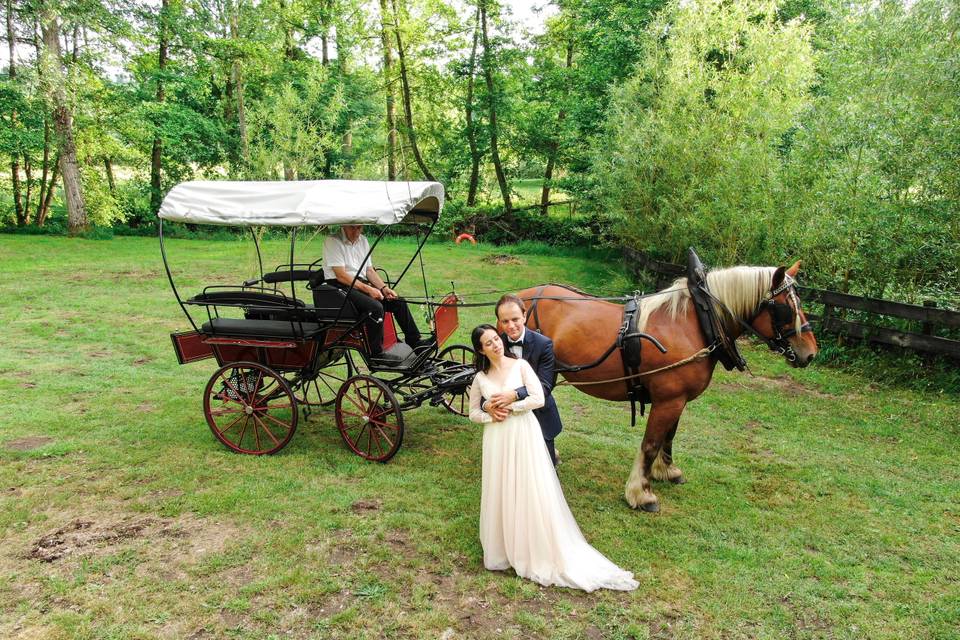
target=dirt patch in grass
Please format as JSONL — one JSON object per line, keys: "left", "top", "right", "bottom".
{"left": 351, "top": 499, "right": 382, "bottom": 513}
{"left": 482, "top": 254, "right": 524, "bottom": 266}
{"left": 716, "top": 373, "right": 837, "bottom": 399}
{"left": 31, "top": 516, "right": 179, "bottom": 562}
{"left": 5, "top": 436, "right": 54, "bottom": 451}
{"left": 22, "top": 509, "right": 242, "bottom": 568}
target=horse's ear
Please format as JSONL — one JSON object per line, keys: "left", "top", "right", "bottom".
{"left": 772, "top": 266, "right": 786, "bottom": 289}
{"left": 787, "top": 260, "right": 801, "bottom": 278}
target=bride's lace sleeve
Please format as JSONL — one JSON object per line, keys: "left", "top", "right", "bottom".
{"left": 509, "top": 361, "right": 545, "bottom": 413}
{"left": 469, "top": 374, "right": 492, "bottom": 424}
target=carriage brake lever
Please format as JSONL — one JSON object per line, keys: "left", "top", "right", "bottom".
{"left": 624, "top": 331, "right": 668, "bottom": 353}
{"left": 242, "top": 278, "right": 261, "bottom": 287}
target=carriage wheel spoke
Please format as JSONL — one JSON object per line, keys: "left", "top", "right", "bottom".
{"left": 251, "top": 413, "right": 281, "bottom": 446}
{"left": 373, "top": 426, "right": 394, "bottom": 451}
{"left": 235, "top": 416, "right": 250, "bottom": 448}
{"left": 259, "top": 410, "right": 294, "bottom": 434}
{"left": 214, "top": 413, "right": 246, "bottom": 436}
{"left": 220, "top": 373, "right": 247, "bottom": 407}
{"left": 344, "top": 391, "right": 369, "bottom": 415}
{"left": 368, "top": 417, "right": 399, "bottom": 432}
{"left": 248, "top": 370, "right": 264, "bottom": 406}
{"left": 209, "top": 406, "right": 246, "bottom": 417}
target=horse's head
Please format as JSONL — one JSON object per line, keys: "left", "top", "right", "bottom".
{"left": 749, "top": 261, "right": 819, "bottom": 367}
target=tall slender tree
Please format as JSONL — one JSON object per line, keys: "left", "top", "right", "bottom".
{"left": 540, "top": 38, "right": 573, "bottom": 216}
{"left": 5, "top": 0, "right": 24, "bottom": 224}
{"left": 229, "top": 0, "right": 249, "bottom": 165}
{"left": 464, "top": 5, "right": 482, "bottom": 206}
{"left": 379, "top": 0, "right": 397, "bottom": 179}
{"left": 389, "top": 0, "right": 435, "bottom": 181}
{"left": 39, "top": 6, "right": 86, "bottom": 233}
{"left": 149, "top": 0, "right": 168, "bottom": 213}
{"left": 479, "top": 0, "right": 510, "bottom": 212}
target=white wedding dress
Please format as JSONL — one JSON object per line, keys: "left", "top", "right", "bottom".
{"left": 468, "top": 359, "right": 638, "bottom": 592}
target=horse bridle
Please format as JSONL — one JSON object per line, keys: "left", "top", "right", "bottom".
{"left": 749, "top": 275, "right": 813, "bottom": 362}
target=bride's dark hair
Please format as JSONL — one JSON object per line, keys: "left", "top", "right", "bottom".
{"left": 471, "top": 324, "right": 499, "bottom": 373}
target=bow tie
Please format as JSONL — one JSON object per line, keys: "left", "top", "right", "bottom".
{"left": 507, "top": 339, "right": 523, "bottom": 348}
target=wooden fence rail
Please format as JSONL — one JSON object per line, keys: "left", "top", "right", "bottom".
{"left": 622, "top": 247, "right": 960, "bottom": 360}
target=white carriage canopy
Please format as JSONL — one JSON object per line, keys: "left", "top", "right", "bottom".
{"left": 158, "top": 180, "right": 445, "bottom": 227}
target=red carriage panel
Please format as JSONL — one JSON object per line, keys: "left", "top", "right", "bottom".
{"left": 171, "top": 331, "right": 215, "bottom": 364}
{"left": 434, "top": 294, "right": 459, "bottom": 347}
{"left": 205, "top": 337, "right": 317, "bottom": 371}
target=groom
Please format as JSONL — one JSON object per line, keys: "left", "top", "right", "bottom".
{"left": 485, "top": 294, "right": 564, "bottom": 467}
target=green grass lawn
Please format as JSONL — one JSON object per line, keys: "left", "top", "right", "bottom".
{"left": 0, "top": 235, "right": 958, "bottom": 639}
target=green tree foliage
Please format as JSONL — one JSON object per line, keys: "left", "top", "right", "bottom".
{"left": 0, "top": 0, "right": 955, "bottom": 304}
{"left": 778, "top": 0, "right": 960, "bottom": 298}
{"left": 600, "top": 0, "right": 815, "bottom": 263}
{"left": 247, "top": 66, "right": 345, "bottom": 179}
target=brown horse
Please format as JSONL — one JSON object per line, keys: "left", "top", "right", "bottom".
{"left": 518, "top": 262, "right": 818, "bottom": 512}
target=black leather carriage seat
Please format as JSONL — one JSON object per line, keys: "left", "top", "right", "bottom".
{"left": 306, "top": 282, "right": 361, "bottom": 321}
{"left": 200, "top": 318, "right": 322, "bottom": 339}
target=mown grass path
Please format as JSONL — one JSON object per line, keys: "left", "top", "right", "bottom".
{"left": 0, "top": 235, "right": 957, "bottom": 639}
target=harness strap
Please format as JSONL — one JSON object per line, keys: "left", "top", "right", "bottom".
{"left": 526, "top": 285, "right": 548, "bottom": 332}
{"left": 556, "top": 345, "right": 715, "bottom": 387}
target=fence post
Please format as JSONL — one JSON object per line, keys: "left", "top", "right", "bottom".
{"left": 821, "top": 304, "right": 834, "bottom": 333}
{"left": 922, "top": 300, "right": 937, "bottom": 335}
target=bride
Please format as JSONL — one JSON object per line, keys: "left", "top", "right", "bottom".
{"left": 468, "top": 323, "right": 638, "bottom": 592}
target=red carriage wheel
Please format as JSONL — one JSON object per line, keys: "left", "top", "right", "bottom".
{"left": 335, "top": 375, "right": 404, "bottom": 462}
{"left": 437, "top": 344, "right": 475, "bottom": 417}
{"left": 203, "top": 361, "right": 298, "bottom": 455}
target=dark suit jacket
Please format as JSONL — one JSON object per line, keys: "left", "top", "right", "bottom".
{"left": 504, "top": 329, "right": 563, "bottom": 440}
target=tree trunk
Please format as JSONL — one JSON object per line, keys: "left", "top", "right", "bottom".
{"left": 390, "top": 0, "right": 435, "bottom": 182}
{"left": 23, "top": 154, "right": 32, "bottom": 223}
{"left": 35, "top": 117, "right": 50, "bottom": 222}
{"left": 379, "top": 0, "right": 396, "bottom": 180}
{"left": 104, "top": 157, "right": 115, "bottom": 192}
{"left": 37, "top": 156, "right": 59, "bottom": 226}
{"left": 33, "top": 29, "right": 49, "bottom": 224}
{"left": 465, "top": 6, "right": 481, "bottom": 206}
{"left": 479, "top": 0, "right": 510, "bottom": 213}
{"left": 40, "top": 10, "right": 87, "bottom": 234}
{"left": 229, "top": 1, "right": 248, "bottom": 164}
{"left": 540, "top": 39, "right": 573, "bottom": 216}
{"left": 337, "top": 30, "right": 352, "bottom": 176}
{"left": 6, "top": 0, "right": 24, "bottom": 224}
{"left": 150, "top": 0, "right": 168, "bottom": 213}
{"left": 281, "top": 0, "right": 296, "bottom": 60}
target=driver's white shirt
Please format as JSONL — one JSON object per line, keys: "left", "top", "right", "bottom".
{"left": 322, "top": 229, "right": 373, "bottom": 281}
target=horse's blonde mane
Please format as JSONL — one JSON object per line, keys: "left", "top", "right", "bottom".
{"left": 635, "top": 266, "right": 777, "bottom": 333}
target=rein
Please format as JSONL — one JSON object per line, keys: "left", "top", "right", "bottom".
{"left": 556, "top": 344, "right": 715, "bottom": 387}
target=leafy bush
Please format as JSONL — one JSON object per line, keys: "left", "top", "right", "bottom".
{"left": 436, "top": 200, "right": 613, "bottom": 248}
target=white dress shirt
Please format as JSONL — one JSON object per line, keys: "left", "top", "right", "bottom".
{"left": 322, "top": 228, "right": 373, "bottom": 281}
{"left": 508, "top": 328, "right": 525, "bottom": 359}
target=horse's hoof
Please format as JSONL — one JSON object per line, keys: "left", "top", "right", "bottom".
{"left": 670, "top": 475, "right": 686, "bottom": 485}
{"left": 640, "top": 501, "right": 660, "bottom": 513}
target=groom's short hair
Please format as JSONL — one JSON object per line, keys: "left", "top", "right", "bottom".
{"left": 495, "top": 294, "right": 526, "bottom": 319}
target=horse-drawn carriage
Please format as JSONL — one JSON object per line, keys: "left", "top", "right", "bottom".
{"left": 159, "top": 180, "right": 475, "bottom": 461}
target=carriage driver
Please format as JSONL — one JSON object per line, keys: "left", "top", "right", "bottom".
{"left": 322, "top": 224, "right": 433, "bottom": 359}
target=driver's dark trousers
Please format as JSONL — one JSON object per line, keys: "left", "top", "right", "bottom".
{"left": 326, "top": 281, "right": 421, "bottom": 354}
